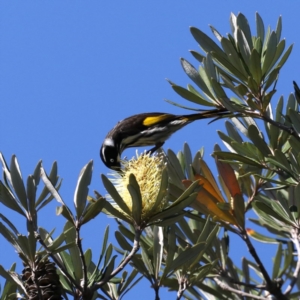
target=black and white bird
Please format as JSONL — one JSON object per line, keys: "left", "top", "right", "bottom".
{"left": 100, "top": 109, "right": 227, "bottom": 170}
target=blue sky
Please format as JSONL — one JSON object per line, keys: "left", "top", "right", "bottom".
{"left": 0, "top": 1, "right": 299, "bottom": 299}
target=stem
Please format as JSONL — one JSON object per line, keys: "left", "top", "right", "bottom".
{"left": 76, "top": 222, "right": 88, "bottom": 291}
{"left": 241, "top": 230, "right": 288, "bottom": 300}
{"left": 35, "top": 231, "right": 82, "bottom": 291}
{"left": 154, "top": 286, "right": 160, "bottom": 300}
{"left": 284, "top": 228, "right": 300, "bottom": 295}
{"left": 214, "top": 277, "right": 266, "bottom": 300}
{"left": 176, "top": 277, "right": 187, "bottom": 300}
{"left": 92, "top": 227, "right": 142, "bottom": 291}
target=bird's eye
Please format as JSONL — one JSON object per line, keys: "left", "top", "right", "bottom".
{"left": 110, "top": 158, "right": 115, "bottom": 163}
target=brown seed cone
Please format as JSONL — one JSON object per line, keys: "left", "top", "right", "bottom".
{"left": 21, "top": 257, "right": 63, "bottom": 300}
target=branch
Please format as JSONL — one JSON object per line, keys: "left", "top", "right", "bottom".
{"left": 284, "top": 228, "right": 300, "bottom": 295}
{"left": 214, "top": 277, "right": 266, "bottom": 300}
{"left": 176, "top": 277, "right": 187, "bottom": 300}
{"left": 76, "top": 223, "right": 88, "bottom": 291}
{"left": 91, "top": 227, "right": 142, "bottom": 292}
{"left": 241, "top": 230, "right": 288, "bottom": 300}
{"left": 35, "top": 231, "right": 81, "bottom": 291}
{"left": 241, "top": 230, "right": 272, "bottom": 285}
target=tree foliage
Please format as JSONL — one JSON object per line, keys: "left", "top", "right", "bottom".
{"left": 0, "top": 12, "right": 299, "bottom": 300}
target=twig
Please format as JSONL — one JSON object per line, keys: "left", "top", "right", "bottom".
{"left": 214, "top": 277, "right": 266, "bottom": 300}
{"left": 176, "top": 276, "right": 187, "bottom": 300}
{"left": 75, "top": 222, "right": 88, "bottom": 292}
{"left": 91, "top": 227, "right": 142, "bottom": 292}
{"left": 222, "top": 276, "right": 266, "bottom": 290}
{"left": 35, "top": 231, "right": 81, "bottom": 291}
{"left": 241, "top": 230, "right": 288, "bottom": 300}
{"left": 284, "top": 228, "right": 300, "bottom": 295}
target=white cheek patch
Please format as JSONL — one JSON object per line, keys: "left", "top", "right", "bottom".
{"left": 104, "top": 138, "right": 115, "bottom": 147}
{"left": 102, "top": 138, "right": 115, "bottom": 163}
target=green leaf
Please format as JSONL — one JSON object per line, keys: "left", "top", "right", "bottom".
{"left": 249, "top": 49, "right": 262, "bottom": 84}
{"left": 255, "top": 12, "right": 265, "bottom": 43}
{"left": 236, "top": 13, "right": 253, "bottom": 49}
{"left": 275, "top": 16, "right": 282, "bottom": 42}
{"left": 101, "top": 174, "right": 131, "bottom": 216}
{"left": 272, "top": 243, "right": 282, "bottom": 280}
{"left": 288, "top": 108, "right": 300, "bottom": 134}
{"left": 253, "top": 201, "right": 295, "bottom": 227}
{"left": 10, "top": 155, "right": 28, "bottom": 212}
{"left": 167, "top": 242, "right": 205, "bottom": 275}
{"left": 115, "top": 231, "right": 132, "bottom": 252}
{"left": 190, "top": 26, "right": 226, "bottom": 58}
{"left": 147, "top": 167, "right": 168, "bottom": 218}
{"left": 26, "top": 175, "right": 36, "bottom": 222}
{"left": 209, "top": 25, "right": 223, "bottom": 42}
{"left": 219, "top": 38, "right": 248, "bottom": 81}
{"left": 127, "top": 174, "right": 142, "bottom": 224}
{"left": 41, "top": 166, "right": 75, "bottom": 224}
{"left": 189, "top": 50, "right": 205, "bottom": 63}
{"left": 81, "top": 197, "right": 106, "bottom": 225}
{"left": 247, "top": 229, "right": 281, "bottom": 244}
{"left": 0, "top": 181, "right": 25, "bottom": 216}
{"left": 153, "top": 226, "right": 163, "bottom": 280}
{"left": 74, "top": 160, "right": 93, "bottom": 219}
{"left": 237, "top": 29, "right": 251, "bottom": 66}
{"left": 213, "top": 151, "right": 263, "bottom": 168}
{"left": 274, "top": 43, "right": 293, "bottom": 69}
{"left": 148, "top": 192, "right": 197, "bottom": 223}
{"left": 261, "top": 31, "right": 277, "bottom": 75}
{"left": 35, "top": 161, "right": 58, "bottom": 208}
{"left": 170, "top": 83, "right": 211, "bottom": 106}
{"left": 63, "top": 222, "right": 83, "bottom": 280}
{"left": 264, "top": 67, "right": 279, "bottom": 91}
{"left": 180, "top": 58, "right": 213, "bottom": 98}
{"left": 248, "top": 125, "right": 271, "bottom": 156}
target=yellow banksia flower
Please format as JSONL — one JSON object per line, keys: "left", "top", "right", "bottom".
{"left": 107, "top": 151, "right": 168, "bottom": 224}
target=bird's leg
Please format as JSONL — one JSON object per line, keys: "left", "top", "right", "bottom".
{"left": 146, "top": 142, "right": 165, "bottom": 155}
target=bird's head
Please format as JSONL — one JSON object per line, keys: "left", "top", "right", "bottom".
{"left": 100, "top": 138, "right": 121, "bottom": 171}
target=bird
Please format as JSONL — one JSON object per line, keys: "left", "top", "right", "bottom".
{"left": 100, "top": 109, "right": 227, "bottom": 170}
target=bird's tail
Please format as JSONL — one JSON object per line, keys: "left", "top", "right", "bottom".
{"left": 182, "top": 108, "right": 229, "bottom": 122}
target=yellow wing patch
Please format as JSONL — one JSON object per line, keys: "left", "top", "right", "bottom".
{"left": 143, "top": 114, "right": 171, "bottom": 126}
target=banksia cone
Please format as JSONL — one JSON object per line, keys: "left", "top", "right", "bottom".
{"left": 107, "top": 152, "right": 168, "bottom": 224}
{"left": 22, "top": 256, "right": 62, "bottom": 300}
